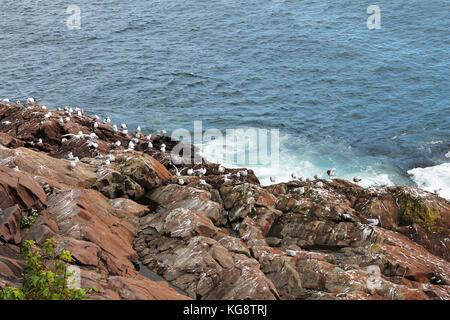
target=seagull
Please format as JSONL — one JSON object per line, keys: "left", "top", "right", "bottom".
{"left": 103, "top": 159, "right": 111, "bottom": 166}
{"left": 199, "top": 179, "right": 206, "bottom": 185}
{"left": 122, "top": 129, "right": 128, "bottom": 135}
{"left": 145, "top": 135, "right": 152, "bottom": 141}
{"left": 65, "top": 116, "right": 71, "bottom": 123}
{"left": 2, "top": 98, "right": 10, "bottom": 104}
{"left": 171, "top": 165, "right": 181, "bottom": 176}
{"left": 224, "top": 175, "right": 232, "bottom": 183}
{"left": 69, "top": 161, "right": 77, "bottom": 169}
{"left": 93, "top": 122, "right": 99, "bottom": 129}
{"left": 128, "top": 141, "right": 135, "bottom": 149}
{"left": 67, "top": 152, "right": 74, "bottom": 160}
{"left": 291, "top": 172, "right": 298, "bottom": 180}
{"left": 286, "top": 249, "right": 297, "bottom": 257}
{"left": 94, "top": 115, "right": 100, "bottom": 121}
{"left": 61, "top": 131, "right": 86, "bottom": 139}
{"left": 37, "top": 138, "right": 43, "bottom": 145}
{"left": 61, "top": 138, "right": 67, "bottom": 143}
{"left": 327, "top": 168, "right": 336, "bottom": 178}
{"left": 315, "top": 181, "right": 324, "bottom": 188}
{"left": 77, "top": 110, "right": 82, "bottom": 117}
{"left": 13, "top": 166, "right": 19, "bottom": 172}
{"left": 16, "top": 100, "right": 21, "bottom": 105}
{"left": 239, "top": 170, "right": 248, "bottom": 176}
{"left": 353, "top": 177, "right": 362, "bottom": 183}
{"left": 112, "top": 125, "right": 118, "bottom": 132}
{"left": 148, "top": 142, "right": 153, "bottom": 149}
{"left": 298, "top": 176, "right": 305, "bottom": 182}
{"left": 105, "top": 117, "right": 111, "bottom": 123}
{"left": 293, "top": 187, "right": 305, "bottom": 195}
{"left": 178, "top": 178, "right": 185, "bottom": 185}
{"left": 121, "top": 123, "right": 127, "bottom": 129}
{"left": 187, "top": 168, "right": 194, "bottom": 175}
{"left": 42, "top": 105, "right": 47, "bottom": 110}
{"left": 115, "top": 141, "right": 121, "bottom": 147}
{"left": 26, "top": 97, "right": 35, "bottom": 104}
{"left": 218, "top": 165, "right": 225, "bottom": 173}
{"left": 366, "top": 218, "right": 379, "bottom": 226}
{"left": 314, "top": 172, "right": 322, "bottom": 180}
{"left": 270, "top": 176, "right": 276, "bottom": 183}
{"left": 136, "top": 125, "right": 141, "bottom": 132}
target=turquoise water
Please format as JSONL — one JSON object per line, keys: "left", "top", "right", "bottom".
{"left": 0, "top": 1, "right": 449, "bottom": 196}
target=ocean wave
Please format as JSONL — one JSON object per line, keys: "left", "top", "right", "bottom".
{"left": 407, "top": 163, "right": 450, "bottom": 200}
{"left": 198, "top": 131, "right": 399, "bottom": 189}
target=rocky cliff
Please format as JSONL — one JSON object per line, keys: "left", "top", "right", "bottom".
{"left": 0, "top": 102, "right": 449, "bottom": 300}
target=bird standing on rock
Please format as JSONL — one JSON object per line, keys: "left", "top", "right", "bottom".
{"left": 327, "top": 168, "right": 336, "bottom": 178}
{"left": 270, "top": 176, "right": 276, "bottom": 183}
{"left": 314, "top": 172, "right": 322, "bottom": 180}
{"left": 353, "top": 177, "right": 362, "bottom": 183}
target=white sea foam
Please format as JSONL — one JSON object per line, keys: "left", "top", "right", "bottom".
{"left": 198, "top": 133, "right": 399, "bottom": 188}
{"left": 407, "top": 163, "right": 450, "bottom": 200}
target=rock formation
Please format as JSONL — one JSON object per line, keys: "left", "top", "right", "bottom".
{"left": 0, "top": 102, "right": 449, "bottom": 300}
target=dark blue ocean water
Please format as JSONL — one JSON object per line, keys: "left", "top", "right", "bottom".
{"left": 0, "top": 1, "right": 449, "bottom": 196}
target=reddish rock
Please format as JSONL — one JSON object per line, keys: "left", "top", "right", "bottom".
{"left": 0, "top": 205, "right": 22, "bottom": 244}
{"left": 0, "top": 165, "right": 46, "bottom": 209}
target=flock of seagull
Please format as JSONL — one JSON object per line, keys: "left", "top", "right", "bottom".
{"left": 1, "top": 97, "right": 364, "bottom": 187}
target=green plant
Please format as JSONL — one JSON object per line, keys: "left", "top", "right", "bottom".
{"left": 0, "top": 239, "right": 95, "bottom": 300}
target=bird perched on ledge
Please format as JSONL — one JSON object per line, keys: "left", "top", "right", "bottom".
{"left": 327, "top": 168, "right": 336, "bottom": 178}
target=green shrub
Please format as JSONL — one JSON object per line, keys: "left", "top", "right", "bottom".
{"left": 0, "top": 238, "right": 96, "bottom": 300}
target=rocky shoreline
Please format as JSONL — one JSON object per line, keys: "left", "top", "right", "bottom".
{"left": 0, "top": 101, "right": 449, "bottom": 300}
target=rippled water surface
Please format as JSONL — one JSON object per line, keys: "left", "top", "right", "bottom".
{"left": 0, "top": 1, "right": 449, "bottom": 196}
